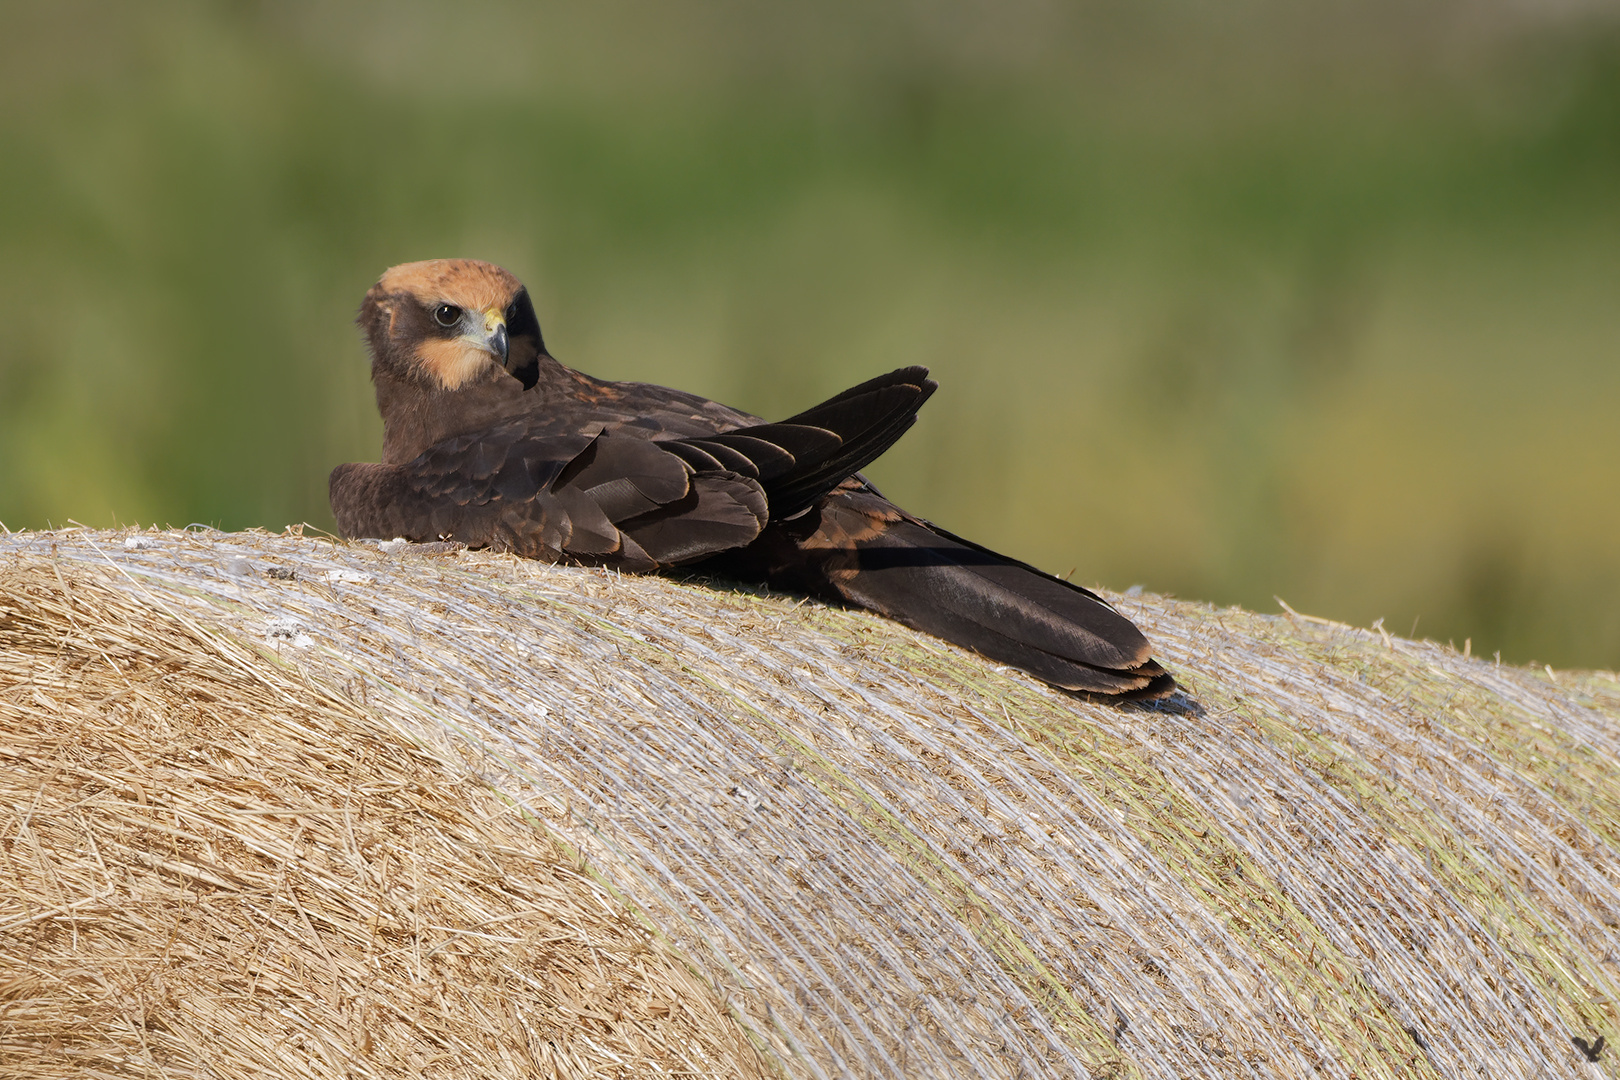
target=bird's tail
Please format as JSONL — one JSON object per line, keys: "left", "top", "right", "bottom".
{"left": 745, "top": 491, "right": 1176, "bottom": 700}
{"left": 838, "top": 516, "right": 1175, "bottom": 698}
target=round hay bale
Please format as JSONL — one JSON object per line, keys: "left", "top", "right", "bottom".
{"left": 0, "top": 540, "right": 769, "bottom": 1079}
{"left": 3, "top": 527, "right": 1617, "bottom": 1079}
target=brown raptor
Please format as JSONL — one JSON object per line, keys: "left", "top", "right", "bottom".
{"left": 331, "top": 259, "right": 1175, "bottom": 699}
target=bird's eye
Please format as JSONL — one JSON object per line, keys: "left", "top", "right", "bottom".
{"left": 433, "top": 304, "right": 462, "bottom": 327}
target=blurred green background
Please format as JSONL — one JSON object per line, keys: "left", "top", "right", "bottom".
{"left": 2, "top": 0, "right": 1617, "bottom": 670}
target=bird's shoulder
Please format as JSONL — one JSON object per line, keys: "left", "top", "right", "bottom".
{"left": 520, "top": 368, "right": 763, "bottom": 441}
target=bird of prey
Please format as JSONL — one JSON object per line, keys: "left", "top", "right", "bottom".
{"left": 331, "top": 259, "right": 1175, "bottom": 699}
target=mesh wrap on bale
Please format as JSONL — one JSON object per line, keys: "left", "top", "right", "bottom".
{"left": 2, "top": 527, "right": 1617, "bottom": 1080}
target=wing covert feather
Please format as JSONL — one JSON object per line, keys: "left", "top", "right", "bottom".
{"left": 332, "top": 428, "right": 769, "bottom": 569}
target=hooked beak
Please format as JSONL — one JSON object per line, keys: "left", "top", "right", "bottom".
{"left": 479, "top": 308, "right": 509, "bottom": 364}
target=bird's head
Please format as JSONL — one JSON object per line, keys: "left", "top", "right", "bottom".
{"left": 358, "top": 259, "right": 546, "bottom": 392}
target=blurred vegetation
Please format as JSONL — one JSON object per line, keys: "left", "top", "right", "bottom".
{"left": 2, "top": 0, "right": 1617, "bottom": 669}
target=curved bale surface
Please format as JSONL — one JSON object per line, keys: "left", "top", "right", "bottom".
{"left": 0, "top": 540, "right": 769, "bottom": 1080}
{"left": 2, "top": 528, "right": 1617, "bottom": 1080}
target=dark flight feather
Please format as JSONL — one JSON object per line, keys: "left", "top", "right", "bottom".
{"left": 661, "top": 441, "right": 727, "bottom": 473}
{"left": 826, "top": 515, "right": 1171, "bottom": 695}
{"left": 619, "top": 476, "right": 771, "bottom": 565}
{"left": 331, "top": 259, "right": 1176, "bottom": 700}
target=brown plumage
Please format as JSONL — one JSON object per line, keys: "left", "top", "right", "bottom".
{"left": 331, "top": 259, "right": 1176, "bottom": 700}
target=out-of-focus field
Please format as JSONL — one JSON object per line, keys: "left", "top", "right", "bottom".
{"left": 2, "top": 1, "right": 1617, "bottom": 670}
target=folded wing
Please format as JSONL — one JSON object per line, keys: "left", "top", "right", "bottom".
{"left": 330, "top": 367, "right": 937, "bottom": 570}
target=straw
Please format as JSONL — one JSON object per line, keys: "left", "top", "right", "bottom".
{"left": 3, "top": 527, "right": 1616, "bottom": 1079}
{"left": 0, "top": 535, "right": 770, "bottom": 1080}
